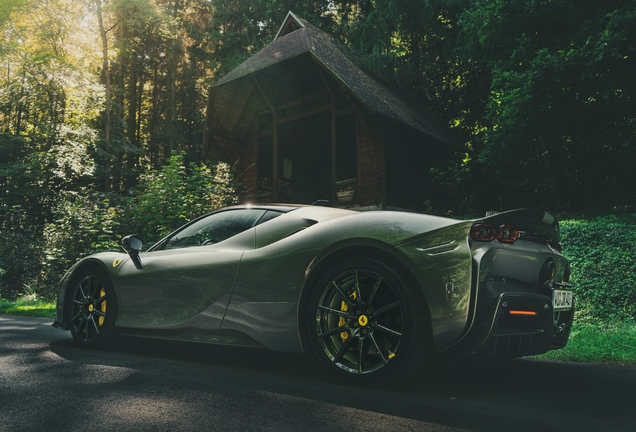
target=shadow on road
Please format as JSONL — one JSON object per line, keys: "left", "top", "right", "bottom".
{"left": 51, "top": 335, "right": 326, "bottom": 379}
{"left": 4, "top": 315, "right": 634, "bottom": 432}
{"left": 50, "top": 334, "right": 636, "bottom": 420}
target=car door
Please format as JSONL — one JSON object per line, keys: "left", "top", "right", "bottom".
{"left": 114, "top": 209, "right": 266, "bottom": 328}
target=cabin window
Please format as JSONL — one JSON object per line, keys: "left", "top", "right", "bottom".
{"left": 258, "top": 113, "right": 274, "bottom": 133}
{"left": 336, "top": 113, "right": 357, "bottom": 181}
{"left": 277, "top": 69, "right": 325, "bottom": 104}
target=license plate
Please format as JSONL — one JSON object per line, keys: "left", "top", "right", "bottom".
{"left": 553, "top": 289, "right": 573, "bottom": 311}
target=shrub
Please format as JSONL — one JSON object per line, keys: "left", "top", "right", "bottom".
{"left": 32, "top": 152, "right": 239, "bottom": 299}
{"left": 38, "top": 190, "right": 125, "bottom": 299}
{"left": 126, "top": 152, "right": 239, "bottom": 245}
{"left": 0, "top": 228, "right": 42, "bottom": 300}
{"left": 560, "top": 213, "right": 636, "bottom": 324}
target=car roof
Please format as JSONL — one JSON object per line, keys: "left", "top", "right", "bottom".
{"left": 224, "top": 204, "right": 307, "bottom": 213}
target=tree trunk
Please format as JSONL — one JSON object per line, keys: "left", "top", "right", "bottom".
{"left": 166, "top": 0, "right": 181, "bottom": 154}
{"left": 150, "top": 63, "right": 159, "bottom": 166}
{"left": 96, "top": 0, "right": 111, "bottom": 192}
{"left": 126, "top": 59, "right": 138, "bottom": 189}
{"left": 538, "top": 134, "right": 561, "bottom": 211}
{"left": 167, "top": 42, "right": 177, "bottom": 153}
{"left": 14, "top": 69, "right": 25, "bottom": 135}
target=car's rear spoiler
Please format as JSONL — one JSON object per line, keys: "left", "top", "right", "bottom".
{"left": 479, "top": 209, "right": 560, "bottom": 244}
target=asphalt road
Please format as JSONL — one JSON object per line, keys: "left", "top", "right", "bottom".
{"left": 1, "top": 315, "right": 635, "bottom": 432}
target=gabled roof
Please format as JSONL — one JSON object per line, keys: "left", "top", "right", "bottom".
{"left": 274, "top": 10, "right": 306, "bottom": 39}
{"left": 212, "top": 11, "right": 463, "bottom": 148}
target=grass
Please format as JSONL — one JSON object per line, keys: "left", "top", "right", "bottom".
{"left": 1, "top": 298, "right": 634, "bottom": 364}
{"left": 536, "top": 322, "right": 636, "bottom": 364}
{"left": 0, "top": 297, "right": 56, "bottom": 318}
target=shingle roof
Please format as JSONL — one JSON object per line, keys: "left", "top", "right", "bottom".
{"left": 212, "top": 12, "right": 463, "bottom": 148}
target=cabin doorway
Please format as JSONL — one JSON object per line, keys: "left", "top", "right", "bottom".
{"left": 277, "top": 111, "right": 331, "bottom": 204}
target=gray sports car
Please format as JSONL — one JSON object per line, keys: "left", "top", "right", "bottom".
{"left": 53, "top": 205, "right": 574, "bottom": 383}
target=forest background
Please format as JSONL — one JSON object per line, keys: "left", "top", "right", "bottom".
{"left": 0, "top": 0, "right": 634, "bottom": 325}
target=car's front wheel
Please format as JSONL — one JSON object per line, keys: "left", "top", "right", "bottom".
{"left": 307, "top": 257, "right": 431, "bottom": 384}
{"left": 68, "top": 268, "right": 117, "bottom": 347}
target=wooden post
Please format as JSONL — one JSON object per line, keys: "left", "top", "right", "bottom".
{"left": 251, "top": 75, "right": 277, "bottom": 200}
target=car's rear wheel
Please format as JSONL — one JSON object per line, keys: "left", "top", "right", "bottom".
{"left": 68, "top": 268, "right": 117, "bottom": 348}
{"left": 307, "top": 257, "right": 430, "bottom": 384}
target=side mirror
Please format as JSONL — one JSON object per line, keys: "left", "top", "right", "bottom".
{"left": 121, "top": 234, "right": 144, "bottom": 269}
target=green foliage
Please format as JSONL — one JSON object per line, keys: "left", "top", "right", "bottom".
{"left": 2, "top": 0, "right": 636, "bottom": 327}
{"left": 560, "top": 213, "right": 636, "bottom": 324}
{"left": 458, "top": 0, "right": 636, "bottom": 210}
{"left": 0, "top": 230, "right": 42, "bottom": 300}
{"left": 0, "top": 0, "right": 26, "bottom": 27}
{"left": 208, "top": 0, "right": 334, "bottom": 76}
{"left": 127, "top": 152, "right": 239, "bottom": 244}
{"left": 27, "top": 152, "right": 239, "bottom": 300}
{"left": 1, "top": 150, "right": 239, "bottom": 300}
{"left": 38, "top": 191, "right": 125, "bottom": 298}
{"left": 429, "top": 158, "right": 475, "bottom": 215}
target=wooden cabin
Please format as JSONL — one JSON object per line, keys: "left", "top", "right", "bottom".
{"left": 203, "top": 12, "right": 463, "bottom": 211}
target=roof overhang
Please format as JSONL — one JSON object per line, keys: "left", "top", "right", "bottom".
{"left": 209, "top": 11, "right": 465, "bottom": 150}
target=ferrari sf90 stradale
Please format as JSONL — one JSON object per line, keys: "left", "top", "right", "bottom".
{"left": 53, "top": 205, "right": 574, "bottom": 383}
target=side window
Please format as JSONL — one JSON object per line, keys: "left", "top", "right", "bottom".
{"left": 255, "top": 210, "right": 283, "bottom": 226}
{"left": 163, "top": 209, "right": 266, "bottom": 250}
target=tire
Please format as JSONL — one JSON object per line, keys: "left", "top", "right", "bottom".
{"left": 306, "top": 257, "right": 431, "bottom": 384}
{"left": 68, "top": 268, "right": 117, "bottom": 348}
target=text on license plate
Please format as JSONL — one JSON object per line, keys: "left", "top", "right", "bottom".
{"left": 553, "top": 289, "right": 573, "bottom": 311}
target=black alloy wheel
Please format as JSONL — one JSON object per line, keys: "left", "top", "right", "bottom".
{"left": 69, "top": 269, "right": 117, "bottom": 347}
{"left": 308, "top": 258, "right": 429, "bottom": 383}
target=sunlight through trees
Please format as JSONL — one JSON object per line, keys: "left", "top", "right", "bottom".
{"left": 1, "top": 0, "right": 635, "bottom": 299}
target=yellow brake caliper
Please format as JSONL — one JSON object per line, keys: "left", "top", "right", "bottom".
{"left": 338, "top": 291, "right": 356, "bottom": 342}
{"left": 98, "top": 287, "right": 107, "bottom": 326}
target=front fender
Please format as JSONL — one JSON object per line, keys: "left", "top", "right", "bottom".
{"left": 53, "top": 253, "right": 129, "bottom": 329}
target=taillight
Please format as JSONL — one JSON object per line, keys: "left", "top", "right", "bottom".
{"left": 471, "top": 224, "right": 496, "bottom": 241}
{"left": 496, "top": 224, "right": 519, "bottom": 243}
{"left": 471, "top": 223, "right": 519, "bottom": 244}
